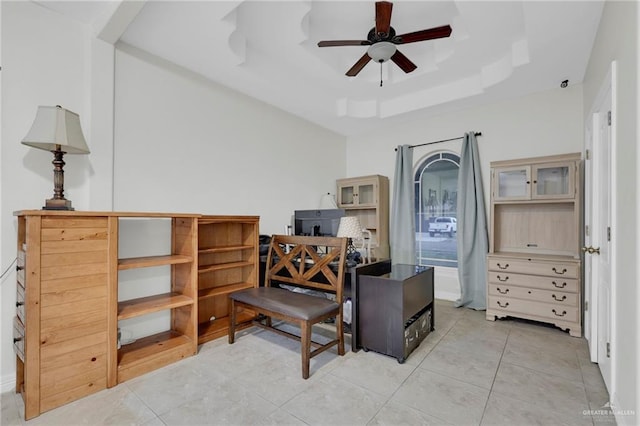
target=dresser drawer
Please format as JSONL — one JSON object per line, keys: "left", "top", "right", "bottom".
{"left": 488, "top": 271, "right": 579, "bottom": 293}
{"left": 488, "top": 257, "right": 579, "bottom": 278}
{"left": 488, "top": 284, "right": 578, "bottom": 306}
{"left": 16, "top": 282, "right": 26, "bottom": 325}
{"left": 488, "top": 296, "right": 579, "bottom": 323}
{"left": 13, "top": 317, "right": 25, "bottom": 362}
{"left": 17, "top": 250, "right": 25, "bottom": 286}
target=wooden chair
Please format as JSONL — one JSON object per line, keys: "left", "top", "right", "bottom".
{"left": 228, "top": 234, "right": 347, "bottom": 379}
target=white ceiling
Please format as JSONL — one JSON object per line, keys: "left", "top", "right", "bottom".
{"left": 35, "top": 1, "right": 604, "bottom": 137}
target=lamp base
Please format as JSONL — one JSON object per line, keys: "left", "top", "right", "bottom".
{"left": 43, "top": 198, "right": 74, "bottom": 211}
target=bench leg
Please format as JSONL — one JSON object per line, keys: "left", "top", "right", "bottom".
{"left": 337, "top": 310, "right": 345, "bottom": 355}
{"left": 301, "top": 321, "right": 311, "bottom": 379}
{"left": 228, "top": 299, "right": 236, "bottom": 344}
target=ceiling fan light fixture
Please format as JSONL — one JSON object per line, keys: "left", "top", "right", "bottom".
{"left": 367, "top": 42, "right": 396, "bottom": 63}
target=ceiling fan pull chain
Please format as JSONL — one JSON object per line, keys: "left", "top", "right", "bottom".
{"left": 380, "top": 62, "right": 383, "bottom": 87}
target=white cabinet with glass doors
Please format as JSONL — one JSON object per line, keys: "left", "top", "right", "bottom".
{"left": 493, "top": 161, "right": 576, "bottom": 201}
{"left": 337, "top": 177, "right": 378, "bottom": 207}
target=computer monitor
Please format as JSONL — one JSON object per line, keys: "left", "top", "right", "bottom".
{"left": 294, "top": 209, "right": 345, "bottom": 237}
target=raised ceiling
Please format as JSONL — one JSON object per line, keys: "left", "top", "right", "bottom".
{"left": 35, "top": 1, "right": 604, "bottom": 136}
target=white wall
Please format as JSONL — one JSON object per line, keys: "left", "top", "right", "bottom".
{"left": 113, "top": 44, "right": 346, "bottom": 234}
{"left": 0, "top": 2, "right": 93, "bottom": 391}
{"left": 346, "top": 85, "right": 584, "bottom": 299}
{"left": 112, "top": 43, "right": 346, "bottom": 340}
{"left": 582, "top": 1, "right": 638, "bottom": 423}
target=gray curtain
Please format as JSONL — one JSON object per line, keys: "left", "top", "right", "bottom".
{"left": 391, "top": 145, "right": 415, "bottom": 264}
{"left": 455, "top": 132, "right": 488, "bottom": 309}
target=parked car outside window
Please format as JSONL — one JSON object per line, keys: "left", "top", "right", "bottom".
{"left": 428, "top": 217, "right": 457, "bottom": 237}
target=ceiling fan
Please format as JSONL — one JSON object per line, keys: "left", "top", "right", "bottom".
{"left": 317, "top": 1, "right": 452, "bottom": 78}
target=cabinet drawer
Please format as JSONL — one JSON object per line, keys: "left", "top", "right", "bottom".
{"left": 16, "top": 282, "right": 26, "bottom": 325}
{"left": 17, "top": 250, "right": 25, "bottom": 286}
{"left": 488, "top": 284, "right": 578, "bottom": 306}
{"left": 488, "top": 257, "right": 579, "bottom": 278}
{"left": 488, "top": 296, "right": 579, "bottom": 323}
{"left": 488, "top": 271, "right": 579, "bottom": 293}
{"left": 13, "top": 317, "right": 25, "bottom": 362}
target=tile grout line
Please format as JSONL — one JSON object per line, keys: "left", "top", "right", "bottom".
{"left": 477, "top": 321, "right": 512, "bottom": 426}
{"left": 362, "top": 313, "right": 464, "bottom": 425}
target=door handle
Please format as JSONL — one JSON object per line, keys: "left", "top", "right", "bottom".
{"left": 581, "top": 246, "right": 601, "bottom": 255}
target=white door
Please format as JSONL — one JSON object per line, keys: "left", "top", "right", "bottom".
{"left": 593, "top": 94, "right": 612, "bottom": 393}
{"left": 595, "top": 93, "right": 612, "bottom": 393}
{"left": 585, "top": 62, "right": 615, "bottom": 396}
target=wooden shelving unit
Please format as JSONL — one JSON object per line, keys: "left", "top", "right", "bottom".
{"left": 197, "top": 216, "right": 259, "bottom": 344}
{"left": 13, "top": 211, "right": 201, "bottom": 421}
{"left": 115, "top": 214, "right": 198, "bottom": 383}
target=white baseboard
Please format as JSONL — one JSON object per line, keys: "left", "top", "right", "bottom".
{"left": 611, "top": 392, "right": 638, "bottom": 426}
{"left": 435, "top": 290, "right": 460, "bottom": 302}
{"left": 434, "top": 266, "right": 460, "bottom": 302}
{"left": 1, "top": 373, "right": 16, "bottom": 393}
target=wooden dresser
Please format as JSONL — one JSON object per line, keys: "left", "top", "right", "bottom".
{"left": 13, "top": 211, "right": 199, "bottom": 420}
{"left": 486, "top": 153, "right": 583, "bottom": 337}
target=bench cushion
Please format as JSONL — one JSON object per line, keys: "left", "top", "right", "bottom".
{"left": 230, "top": 287, "right": 339, "bottom": 321}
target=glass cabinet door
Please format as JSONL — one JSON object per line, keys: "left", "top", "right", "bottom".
{"left": 339, "top": 186, "right": 355, "bottom": 206}
{"left": 532, "top": 162, "right": 575, "bottom": 199}
{"left": 494, "top": 166, "right": 531, "bottom": 200}
{"left": 356, "top": 183, "right": 376, "bottom": 205}
{"left": 338, "top": 181, "right": 377, "bottom": 206}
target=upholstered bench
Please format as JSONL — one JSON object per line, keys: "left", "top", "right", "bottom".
{"left": 228, "top": 234, "right": 347, "bottom": 379}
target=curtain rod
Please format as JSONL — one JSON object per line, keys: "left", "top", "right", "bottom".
{"left": 395, "top": 132, "right": 482, "bottom": 151}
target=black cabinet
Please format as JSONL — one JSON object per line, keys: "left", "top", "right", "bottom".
{"left": 358, "top": 264, "right": 434, "bottom": 363}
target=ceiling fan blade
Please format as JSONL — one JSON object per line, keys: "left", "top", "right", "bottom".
{"left": 390, "top": 50, "right": 417, "bottom": 73}
{"left": 375, "top": 1, "right": 393, "bottom": 37}
{"left": 318, "top": 40, "right": 372, "bottom": 47}
{"left": 346, "top": 53, "right": 372, "bottom": 77}
{"left": 395, "top": 25, "right": 452, "bottom": 44}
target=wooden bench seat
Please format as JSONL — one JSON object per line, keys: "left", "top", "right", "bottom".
{"left": 228, "top": 234, "right": 347, "bottom": 379}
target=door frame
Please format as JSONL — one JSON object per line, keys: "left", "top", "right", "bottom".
{"left": 584, "top": 60, "right": 617, "bottom": 394}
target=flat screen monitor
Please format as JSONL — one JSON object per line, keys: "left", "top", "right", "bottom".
{"left": 294, "top": 209, "right": 345, "bottom": 237}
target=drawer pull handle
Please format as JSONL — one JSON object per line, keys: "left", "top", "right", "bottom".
{"left": 497, "top": 287, "right": 509, "bottom": 294}
{"left": 13, "top": 337, "right": 22, "bottom": 344}
{"left": 552, "top": 267, "right": 567, "bottom": 275}
{"left": 552, "top": 281, "right": 567, "bottom": 289}
{"left": 16, "top": 266, "right": 24, "bottom": 271}
{"left": 497, "top": 263, "right": 509, "bottom": 270}
{"left": 552, "top": 294, "right": 567, "bottom": 302}
{"left": 552, "top": 309, "right": 567, "bottom": 317}
{"left": 16, "top": 301, "right": 24, "bottom": 307}
{"left": 497, "top": 301, "right": 509, "bottom": 308}
{"left": 496, "top": 275, "right": 509, "bottom": 282}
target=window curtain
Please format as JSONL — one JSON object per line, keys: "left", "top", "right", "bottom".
{"left": 391, "top": 144, "right": 415, "bottom": 264}
{"left": 455, "top": 132, "right": 488, "bottom": 309}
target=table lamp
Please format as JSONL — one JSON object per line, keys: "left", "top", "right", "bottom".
{"left": 337, "top": 216, "right": 363, "bottom": 266}
{"left": 21, "top": 105, "right": 90, "bottom": 210}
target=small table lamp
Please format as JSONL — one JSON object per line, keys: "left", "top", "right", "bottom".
{"left": 21, "top": 105, "right": 90, "bottom": 210}
{"left": 337, "top": 216, "right": 363, "bottom": 266}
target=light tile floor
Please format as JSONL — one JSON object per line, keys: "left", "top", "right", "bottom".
{"left": 2, "top": 300, "right": 614, "bottom": 426}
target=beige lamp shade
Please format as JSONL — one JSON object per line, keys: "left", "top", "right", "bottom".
{"left": 337, "top": 216, "right": 363, "bottom": 239}
{"left": 319, "top": 193, "right": 338, "bottom": 209}
{"left": 21, "top": 105, "right": 90, "bottom": 154}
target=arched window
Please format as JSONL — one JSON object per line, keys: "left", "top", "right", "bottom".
{"left": 414, "top": 152, "right": 460, "bottom": 268}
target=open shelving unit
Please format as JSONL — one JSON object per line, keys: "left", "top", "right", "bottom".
{"left": 115, "top": 214, "right": 198, "bottom": 384}
{"left": 197, "top": 216, "right": 259, "bottom": 344}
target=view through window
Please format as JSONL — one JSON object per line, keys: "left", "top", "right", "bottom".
{"left": 415, "top": 152, "right": 460, "bottom": 268}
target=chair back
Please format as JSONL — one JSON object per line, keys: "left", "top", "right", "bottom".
{"left": 265, "top": 235, "right": 347, "bottom": 302}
